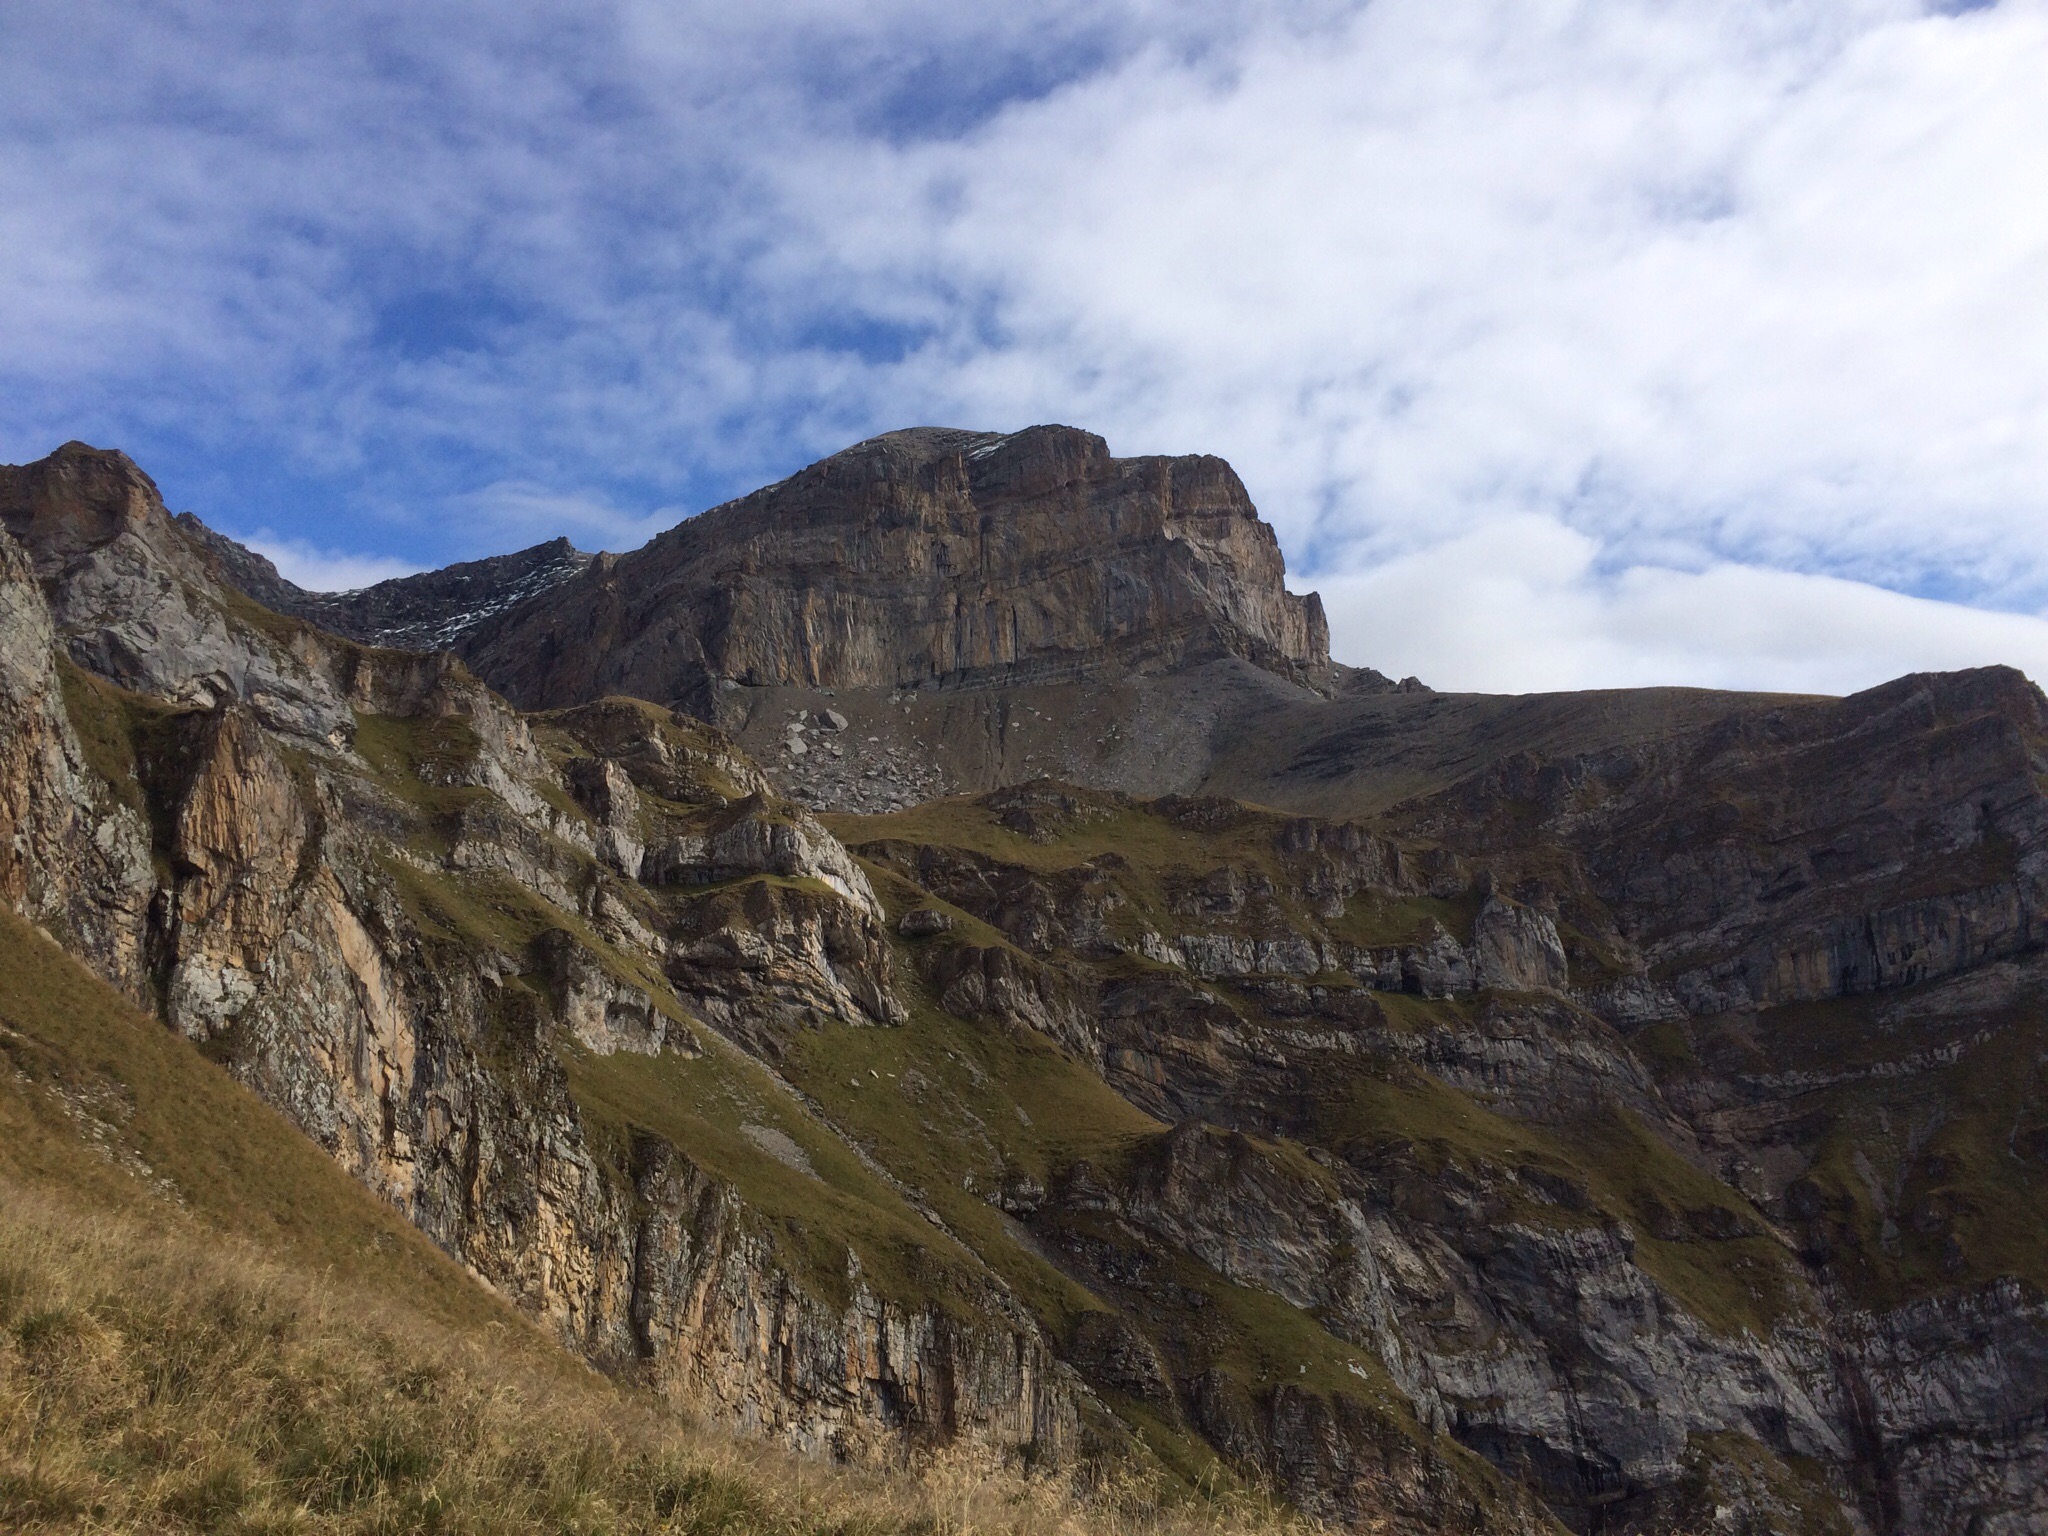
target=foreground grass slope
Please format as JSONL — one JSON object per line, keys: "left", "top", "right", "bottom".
{"left": 0, "top": 907, "right": 1297, "bottom": 1536}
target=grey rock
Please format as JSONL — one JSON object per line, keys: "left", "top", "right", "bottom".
{"left": 896, "top": 906, "right": 953, "bottom": 937}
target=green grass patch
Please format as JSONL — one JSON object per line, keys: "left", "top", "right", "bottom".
{"left": 380, "top": 857, "right": 685, "bottom": 1025}
{"left": 352, "top": 710, "right": 484, "bottom": 792}
{"left": 561, "top": 1037, "right": 992, "bottom": 1318}
{"left": 1324, "top": 890, "right": 1481, "bottom": 949}
{"left": 53, "top": 658, "right": 205, "bottom": 870}
{"left": 781, "top": 985, "right": 1160, "bottom": 1338}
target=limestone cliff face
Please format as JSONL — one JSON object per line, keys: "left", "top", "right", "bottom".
{"left": 857, "top": 774, "right": 2048, "bottom": 1535}
{"left": 0, "top": 441, "right": 517, "bottom": 745}
{"left": 0, "top": 476, "right": 1079, "bottom": 1469}
{"left": 1385, "top": 665, "right": 2048, "bottom": 1021}
{"left": 162, "top": 707, "right": 316, "bottom": 1035}
{"left": 457, "top": 426, "right": 1332, "bottom": 712}
{"left": 1, "top": 443, "right": 357, "bottom": 742}
{"left": 0, "top": 526, "right": 153, "bottom": 996}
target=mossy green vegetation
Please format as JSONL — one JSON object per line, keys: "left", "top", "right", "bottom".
{"left": 842, "top": 790, "right": 1813, "bottom": 1349}
{"left": 352, "top": 710, "right": 485, "bottom": 795}
{"left": 782, "top": 990, "right": 1160, "bottom": 1339}
{"left": 777, "top": 983, "right": 1546, "bottom": 1526}
{"left": 1324, "top": 890, "right": 1480, "bottom": 949}
{"left": 1676, "top": 1433, "right": 1855, "bottom": 1536}
{"left": 537, "top": 695, "right": 765, "bottom": 808}
{"left": 1567, "top": 1109, "right": 1807, "bottom": 1337}
{"left": 1640, "top": 984, "right": 2048, "bottom": 1312}
{"left": 379, "top": 856, "right": 686, "bottom": 1025}
{"left": 53, "top": 658, "right": 205, "bottom": 871}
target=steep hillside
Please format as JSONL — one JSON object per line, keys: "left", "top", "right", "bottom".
{"left": 0, "top": 907, "right": 1301, "bottom": 1536}
{"left": 0, "top": 443, "right": 1546, "bottom": 1532}
{"left": 4, "top": 434, "right": 2047, "bottom": 1535}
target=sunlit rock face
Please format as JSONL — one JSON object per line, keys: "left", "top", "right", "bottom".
{"left": 454, "top": 425, "right": 1333, "bottom": 714}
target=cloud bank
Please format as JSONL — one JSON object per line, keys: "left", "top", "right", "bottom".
{"left": 1314, "top": 517, "right": 2048, "bottom": 697}
{"left": 2, "top": 0, "right": 2044, "bottom": 693}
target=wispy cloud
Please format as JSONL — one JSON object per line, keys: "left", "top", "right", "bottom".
{"left": 450, "top": 482, "right": 684, "bottom": 553}
{"left": 241, "top": 535, "right": 422, "bottom": 594}
{"left": 3, "top": 0, "right": 2045, "bottom": 691}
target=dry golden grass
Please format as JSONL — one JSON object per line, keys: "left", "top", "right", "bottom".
{"left": 0, "top": 1179, "right": 1307, "bottom": 1536}
{"left": 0, "top": 904, "right": 1298, "bottom": 1536}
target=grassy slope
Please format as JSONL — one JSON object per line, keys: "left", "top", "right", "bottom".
{"left": 0, "top": 906, "right": 493, "bottom": 1324}
{"left": 831, "top": 798, "right": 1812, "bottom": 1342}
{"left": 826, "top": 792, "right": 1477, "bottom": 952}
{"left": 0, "top": 906, "right": 1308, "bottom": 1536}
{"left": 563, "top": 1032, "right": 1004, "bottom": 1318}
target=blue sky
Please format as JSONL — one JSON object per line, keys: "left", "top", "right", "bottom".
{"left": 5, "top": 0, "right": 2048, "bottom": 692}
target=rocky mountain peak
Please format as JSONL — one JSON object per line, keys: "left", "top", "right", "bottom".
{"left": 0, "top": 440, "right": 174, "bottom": 572}
{"left": 456, "top": 424, "right": 1333, "bottom": 712}
{"left": 174, "top": 518, "right": 595, "bottom": 652}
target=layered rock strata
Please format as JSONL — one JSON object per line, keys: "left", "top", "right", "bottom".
{"left": 0, "top": 459, "right": 1080, "bottom": 1465}
{"left": 454, "top": 425, "right": 1333, "bottom": 712}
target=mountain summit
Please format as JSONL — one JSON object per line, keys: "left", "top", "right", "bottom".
{"left": 454, "top": 425, "right": 1334, "bottom": 714}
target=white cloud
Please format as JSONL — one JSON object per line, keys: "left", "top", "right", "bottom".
{"left": 822, "top": 0, "right": 2048, "bottom": 594}
{"left": 1311, "top": 516, "right": 2048, "bottom": 695}
{"left": 4, "top": 0, "right": 2047, "bottom": 692}
{"left": 451, "top": 482, "right": 683, "bottom": 553}
{"left": 242, "top": 536, "right": 421, "bottom": 594}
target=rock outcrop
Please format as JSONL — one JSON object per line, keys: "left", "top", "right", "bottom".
{"left": 0, "top": 524, "right": 154, "bottom": 996}
{"left": 455, "top": 425, "right": 1333, "bottom": 712}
